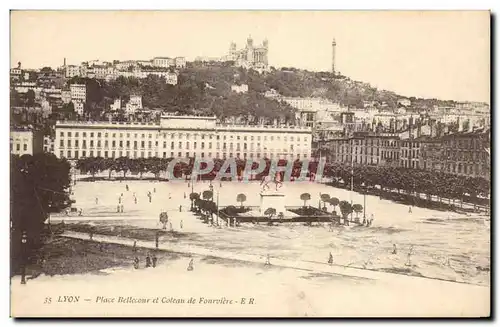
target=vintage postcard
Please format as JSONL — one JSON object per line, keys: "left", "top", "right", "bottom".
{"left": 9, "top": 10, "right": 490, "bottom": 317}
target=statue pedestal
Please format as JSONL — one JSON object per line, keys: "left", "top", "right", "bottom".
{"left": 260, "top": 191, "right": 287, "bottom": 217}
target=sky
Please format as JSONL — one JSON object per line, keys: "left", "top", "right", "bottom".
{"left": 10, "top": 11, "right": 490, "bottom": 102}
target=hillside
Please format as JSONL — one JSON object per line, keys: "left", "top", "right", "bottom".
{"left": 69, "top": 65, "right": 458, "bottom": 122}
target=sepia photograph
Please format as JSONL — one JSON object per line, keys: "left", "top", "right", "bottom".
{"left": 9, "top": 10, "right": 491, "bottom": 318}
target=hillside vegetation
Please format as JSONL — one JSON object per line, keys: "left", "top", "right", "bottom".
{"left": 68, "top": 65, "right": 457, "bottom": 121}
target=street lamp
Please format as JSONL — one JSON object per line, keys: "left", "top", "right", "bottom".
{"left": 21, "top": 231, "right": 27, "bottom": 285}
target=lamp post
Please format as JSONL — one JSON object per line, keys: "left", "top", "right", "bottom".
{"left": 21, "top": 230, "right": 27, "bottom": 285}
{"left": 216, "top": 191, "right": 219, "bottom": 227}
{"left": 363, "top": 182, "right": 366, "bottom": 221}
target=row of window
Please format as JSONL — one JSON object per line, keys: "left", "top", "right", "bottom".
{"left": 59, "top": 140, "right": 304, "bottom": 151}
{"left": 59, "top": 131, "right": 308, "bottom": 143}
{"left": 59, "top": 150, "right": 310, "bottom": 160}
{"left": 10, "top": 143, "right": 28, "bottom": 151}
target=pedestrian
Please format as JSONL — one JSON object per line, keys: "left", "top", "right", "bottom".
{"left": 169, "top": 193, "right": 172, "bottom": 200}
{"left": 133, "top": 240, "right": 137, "bottom": 252}
{"left": 126, "top": 184, "right": 129, "bottom": 191}
{"left": 265, "top": 254, "right": 271, "bottom": 266}
{"left": 117, "top": 205, "right": 120, "bottom": 213}
{"left": 119, "top": 197, "right": 122, "bottom": 204}
{"left": 409, "top": 206, "right": 412, "bottom": 213}
{"left": 187, "top": 258, "right": 194, "bottom": 271}
{"left": 169, "top": 222, "right": 173, "bottom": 232}
{"left": 134, "top": 197, "right": 137, "bottom": 204}
{"left": 152, "top": 254, "right": 157, "bottom": 268}
{"left": 406, "top": 245, "right": 414, "bottom": 266}
{"left": 95, "top": 197, "right": 98, "bottom": 204}
{"left": 392, "top": 244, "right": 397, "bottom": 254}
{"left": 154, "top": 188, "right": 156, "bottom": 193}
{"left": 328, "top": 252, "right": 333, "bottom": 265}
{"left": 89, "top": 231, "right": 94, "bottom": 241}
{"left": 121, "top": 204, "right": 124, "bottom": 213}
{"left": 79, "top": 208, "right": 83, "bottom": 216}
{"left": 184, "top": 192, "right": 186, "bottom": 199}
{"left": 146, "top": 253, "right": 152, "bottom": 268}
{"left": 155, "top": 233, "right": 159, "bottom": 249}
{"left": 133, "top": 257, "right": 139, "bottom": 269}
{"left": 180, "top": 220, "right": 183, "bottom": 229}
{"left": 369, "top": 214, "right": 374, "bottom": 227}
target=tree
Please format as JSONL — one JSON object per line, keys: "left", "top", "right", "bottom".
{"left": 26, "top": 89, "right": 36, "bottom": 107}
{"left": 11, "top": 153, "right": 71, "bottom": 275}
{"left": 189, "top": 192, "right": 200, "bottom": 211}
{"left": 339, "top": 201, "right": 352, "bottom": 225}
{"left": 202, "top": 190, "right": 213, "bottom": 201}
{"left": 159, "top": 211, "right": 168, "bottom": 229}
{"left": 236, "top": 193, "right": 247, "bottom": 208}
{"left": 352, "top": 204, "right": 363, "bottom": 221}
{"left": 328, "top": 197, "right": 340, "bottom": 214}
{"left": 300, "top": 193, "right": 311, "bottom": 208}
{"left": 115, "top": 156, "right": 131, "bottom": 179}
{"left": 264, "top": 207, "right": 276, "bottom": 225}
{"left": 320, "top": 193, "right": 331, "bottom": 210}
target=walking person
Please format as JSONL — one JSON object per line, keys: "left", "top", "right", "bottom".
{"left": 392, "top": 244, "right": 397, "bottom": 255}
{"left": 409, "top": 206, "right": 412, "bottom": 213}
{"left": 265, "top": 254, "right": 271, "bottom": 266}
{"left": 187, "top": 259, "right": 194, "bottom": 271}
{"left": 146, "top": 253, "right": 152, "bottom": 268}
{"left": 406, "top": 245, "right": 414, "bottom": 266}
{"left": 126, "top": 184, "right": 129, "bottom": 191}
{"left": 180, "top": 220, "right": 183, "bottom": 229}
{"left": 95, "top": 197, "right": 99, "bottom": 205}
{"left": 155, "top": 233, "right": 159, "bottom": 249}
{"left": 121, "top": 204, "right": 124, "bottom": 213}
{"left": 328, "top": 252, "right": 333, "bottom": 265}
{"left": 152, "top": 253, "right": 158, "bottom": 268}
{"left": 169, "top": 222, "right": 173, "bottom": 232}
{"left": 179, "top": 205, "right": 182, "bottom": 212}
{"left": 133, "top": 257, "right": 139, "bottom": 269}
{"left": 133, "top": 240, "right": 137, "bottom": 252}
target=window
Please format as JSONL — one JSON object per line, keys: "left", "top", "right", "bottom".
{"left": 98, "top": 132, "right": 101, "bottom": 137}
{"left": 194, "top": 142, "right": 197, "bottom": 149}
{"left": 149, "top": 141, "right": 152, "bottom": 149}
{"left": 141, "top": 141, "right": 145, "bottom": 148}
{"left": 75, "top": 140, "right": 79, "bottom": 147}
{"left": 68, "top": 132, "right": 72, "bottom": 137}
{"left": 105, "top": 140, "right": 109, "bottom": 148}
{"left": 23, "top": 144, "right": 27, "bottom": 151}
{"left": 67, "top": 140, "right": 72, "bottom": 147}
{"left": 148, "top": 134, "right": 152, "bottom": 139}
{"left": 60, "top": 140, "right": 64, "bottom": 146}
{"left": 119, "top": 141, "right": 123, "bottom": 147}
{"left": 67, "top": 150, "right": 71, "bottom": 157}
{"left": 171, "top": 141, "right": 174, "bottom": 149}
{"left": 201, "top": 142, "right": 205, "bottom": 149}
{"left": 112, "top": 141, "right": 116, "bottom": 147}
{"left": 112, "top": 133, "right": 116, "bottom": 138}
{"left": 60, "top": 132, "right": 64, "bottom": 137}
{"left": 105, "top": 133, "right": 108, "bottom": 137}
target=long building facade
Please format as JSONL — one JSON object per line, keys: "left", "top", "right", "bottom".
{"left": 54, "top": 115, "right": 312, "bottom": 161}
{"left": 322, "top": 129, "right": 490, "bottom": 179}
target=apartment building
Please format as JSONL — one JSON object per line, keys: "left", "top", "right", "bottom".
{"left": 54, "top": 114, "right": 313, "bottom": 161}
